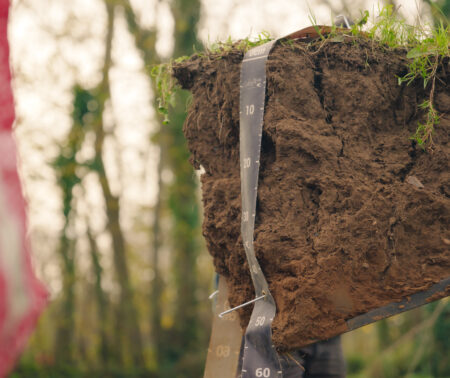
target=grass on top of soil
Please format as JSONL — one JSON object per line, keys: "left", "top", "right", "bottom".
{"left": 150, "top": 31, "right": 273, "bottom": 125}
{"left": 152, "top": 6, "right": 449, "bottom": 147}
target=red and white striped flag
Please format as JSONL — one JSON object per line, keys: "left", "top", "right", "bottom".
{"left": 0, "top": 1, "right": 47, "bottom": 376}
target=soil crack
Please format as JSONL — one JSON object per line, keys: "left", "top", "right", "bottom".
{"left": 312, "top": 55, "right": 333, "bottom": 124}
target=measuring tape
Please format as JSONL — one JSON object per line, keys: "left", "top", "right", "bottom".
{"left": 239, "top": 40, "right": 282, "bottom": 378}
{"left": 238, "top": 26, "right": 352, "bottom": 378}
{"left": 238, "top": 25, "right": 353, "bottom": 378}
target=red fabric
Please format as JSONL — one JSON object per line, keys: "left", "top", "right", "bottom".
{"left": 0, "top": 1, "right": 48, "bottom": 376}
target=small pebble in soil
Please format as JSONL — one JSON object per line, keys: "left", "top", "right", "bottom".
{"left": 405, "top": 175, "right": 424, "bottom": 189}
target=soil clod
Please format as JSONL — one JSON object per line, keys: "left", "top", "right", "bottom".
{"left": 173, "top": 38, "right": 450, "bottom": 350}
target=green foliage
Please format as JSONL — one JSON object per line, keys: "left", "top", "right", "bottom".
{"left": 314, "top": 5, "right": 449, "bottom": 147}
{"left": 410, "top": 100, "right": 440, "bottom": 146}
{"left": 365, "top": 6, "right": 448, "bottom": 147}
{"left": 395, "top": 19, "right": 448, "bottom": 147}
{"left": 427, "top": 301, "right": 450, "bottom": 376}
{"left": 150, "top": 31, "right": 272, "bottom": 124}
{"left": 402, "top": 22, "right": 448, "bottom": 84}
{"left": 365, "top": 6, "right": 420, "bottom": 47}
{"left": 71, "top": 85, "right": 99, "bottom": 126}
{"left": 51, "top": 85, "right": 100, "bottom": 218}
{"left": 156, "top": 1, "right": 211, "bottom": 376}
{"left": 344, "top": 300, "right": 450, "bottom": 378}
{"left": 347, "top": 354, "right": 365, "bottom": 375}
{"left": 150, "top": 56, "right": 189, "bottom": 124}
{"left": 207, "top": 30, "right": 273, "bottom": 54}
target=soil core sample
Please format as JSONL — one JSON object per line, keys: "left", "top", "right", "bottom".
{"left": 173, "top": 37, "right": 450, "bottom": 350}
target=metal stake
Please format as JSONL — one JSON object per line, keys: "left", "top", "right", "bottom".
{"left": 209, "top": 290, "right": 219, "bottom": 300}
{"left": 218, "top": 294, "right": 266, "bottom": 318}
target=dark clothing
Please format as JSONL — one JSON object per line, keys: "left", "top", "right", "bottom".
{"left": 236, "top": 335, "right": 346, "bottom": 377}
{"left": 279, "top": 336, "right": 346, "bottom": 378}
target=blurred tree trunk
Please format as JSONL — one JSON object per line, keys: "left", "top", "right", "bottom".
{"left": 150, "top": 143, "right": 164, "bottom": 372}
{"left": 52, "top": 92, "right": 88, "bottom": 363}
{"left": 91, "top": 1, "right": 145, "bottom": 366}
{"left": 167, "top": 1, "right": 203, "bottom": 374}
{"left": 119, "top": 1, "right": 165, "bottom": 372}
{"left": 121, "top": 3, "right": 166, "bottom": 370}
{"left": 86, "top": 228, "right": 110, "bottom": 365}
{"left": 54, "top": 233, "right": 75, "bottom": 363}
{"left": 121, "top": 1, "right": 204, "bottom": 374}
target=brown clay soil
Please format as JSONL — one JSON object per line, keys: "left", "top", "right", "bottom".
{"left": 173, "top": 37, "right": 450, "bottom": 350}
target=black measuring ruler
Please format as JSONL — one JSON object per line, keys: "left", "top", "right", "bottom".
{"left": 239, "top": 40, "right": 283, "bottom": 378}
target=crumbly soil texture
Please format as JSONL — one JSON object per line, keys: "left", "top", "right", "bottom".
{"left": 173, "top": 37, "right": 450, "bottom": 350}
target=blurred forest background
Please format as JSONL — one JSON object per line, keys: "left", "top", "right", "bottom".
{"left": 7, "top": 0, "right": 450, "bottom": 377}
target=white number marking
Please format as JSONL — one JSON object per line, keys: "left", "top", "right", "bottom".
{"left": 246, "top": 104, "right": 255, "bottom": 115}
{"left": 255, "top": 367, "right": 271, "bottom": 377}
{"left": 216, "top": 344, "right": 230, "bottom": 358}
{"left": 255, "top": 316, "right": 266, "bottom": 326}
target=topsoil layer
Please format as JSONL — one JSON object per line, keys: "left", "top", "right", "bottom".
{"left": 173, "top": 37, "right": 450, "bottom": 350}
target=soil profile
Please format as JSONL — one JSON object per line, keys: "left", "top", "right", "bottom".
{"left": 173, "top": 37, "right": 450, "bottom": 350}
